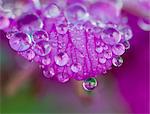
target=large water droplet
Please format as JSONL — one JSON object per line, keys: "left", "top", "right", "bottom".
{"left": 112, "top": 56, "right": 123, "bottom": 67}
{"left": 17, "top": 14, "right": 43, "bottom": 33}
{"left": 9, "top": 32, "right": 31, "bottom": 51}
{"left": 71, "top": 63, "right": 82, "bottom": 73}
{"left": 57, "top": 73, "right": 69, "bottom": 83}
{"left": 101, "top": 27, "right": 121, "bottom": 45}
{"left": 44, "top": 3, "right": 61, "bottom": 18}
{"left": 32, "top": 30, "right": 49, "bottom": 42}
{"left": 112, "top": 43, "right": 125, "bottom": 56}
{"left": 33, "top": 40, "right": 52, "bottom": 56}
{"left": 54, "top": 52, "right": 69, "bottom": 66}
{"left": 82, "top": 77, "right": 97, "bottom": 91}
{"left": 65, "top": 3, "right": 89, "bottom": 24}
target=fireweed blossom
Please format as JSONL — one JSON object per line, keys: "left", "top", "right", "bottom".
{"left": 0, "top": 0, "right": 137, "bottom": 91}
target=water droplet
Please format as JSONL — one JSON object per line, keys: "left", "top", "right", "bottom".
{"left": 43, "top": 67, "right": 55, "bottom": 78}
{"left": 17, "top": 14, "right": 43, "bottom": 33}
{"left": 56, "top": 23, "right": 68, "bottom": 34}
{"left": 123, "top": 40, "right": 130, "bottom": 50}
{"left": 41, "top": 57, "right": 51, "bottom": 65}
{"left": 44, "top": 3, "right": 61, "bottom": 18}
{"left": 20, "top": 49, "right": 35, "bottom": 60}
{"left": 103, "top": 45, "right": 108, "bottom": 50}
{"left": 0, "top": 15, "right": 10, "bottom": 29}
{"left": 33, "top": 40, "right": 52, "bottom": 56}
{"left": 112, "top": 56, "right": 123, "bottom": 67}
{"left": 65, "top": 3, "right": 89, "bottom": 24}
{"left": 112, "top": 43, "right": 125, "bottom": 56}
{"left": 99, "top": 57, "right": 106, "bottom": 64}
{"left": 57, "top": 73, "right": 69, "bottom": 83}
{"left": 104, "top": 50, "right": 112, "bottom": 59}
{"left": 121, "top": 26, "right": 133, "bottom": 40}
{"left": 32, "top": 30, "right": 49, "bottom": 42}
{"left": 71, "top": 63, "right": 82, "bottom": 73}
{"left": 9, "top": 32, "right": 31, "bottom": 51}
{"left": 54, "top": 52, "right": 69, "bottom": 66}
{"left": 6, "top": 30, "right": 18, "bottom": 39}
{"left": 82, "top": 77, "right": 97, "bottom": 91}
{"left": 95, "top": 46, "right": 103, "bottom": 53}
{"left": 101, "top": 27, "right": 121, "bottom": 45}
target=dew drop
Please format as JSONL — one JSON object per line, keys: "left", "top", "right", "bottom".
{"left": 6, "top": 30, "right": 18, "bottom": 39}
{"left": 54, "top": 52, "right": 69, "bottom": 66}
{"left": 82, "top": 77, "right": 97, "bottom": 91}
{"left": 99, "top": 57, "right": 106, "bottom": 64}
{"left": 122, "top": 40, "right": 130, "bottom": 50}
{"left": 112, "top": 56, "right": 123, "bottom": 67}
{"left": 101, "top": 27, "right": 121, "bottom": 45}
{"left": 65, "top": 3, "right": 89, "bottom": 24}
{"left": 112, "top": 43, "right": 125, "bottom": 56}
{"left": 44, "top": 3, "right": 61, "bottom": 18}
{"left": 33, "top": 40, "right": 52, "bottom": 56}
{"left": 32, "top": 30, "right": 49, "bottom": 42}
{"left": 17, "top": 14, "right": 43, "bottom": 33}
{"left": 43, "top": 67, "right": 55, "bottom": 78}
{"left": 57, "top": 73, "right": 69, "bottom": 83}
{"left": 104, "top": 50, "right": 112, "bottom": 59}
{"left": 41, "top": 57, "right": 51, "bottom": 65}
{"left": 56, "top": 23, "right": 68, "bottom": 34}
{"left": 71, "top": 63, "right": 82, "bottom": 73}
{"left": 95, "top": 46, "right": 103, "bottom": 53}
{"left": 120, "top": 26, "right": 133, "bottom": 41}
{"left": 9, "top": 32, "right": 31, "bottom": 51}
{"left": 20, "top": 49, "right": 35, "bottom": 60}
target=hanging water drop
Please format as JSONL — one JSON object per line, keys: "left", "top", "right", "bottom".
{"left": 82, "top": 77, "right": 97, "bottom": 91}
